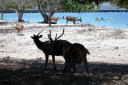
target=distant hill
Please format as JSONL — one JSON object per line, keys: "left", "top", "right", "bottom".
{"left": 100, "top": 2, "right": 127, "bottom": 10}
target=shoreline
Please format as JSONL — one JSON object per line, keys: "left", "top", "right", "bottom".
{"left": 1, "top": 9, "right": 128, "bottom": 13}
{"left": 0, "top": 20, "right": 128, "bottom": 29}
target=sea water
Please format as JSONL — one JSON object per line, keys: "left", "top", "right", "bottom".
{"left": 1, "top": 12, "right": 128, "bottom": 28}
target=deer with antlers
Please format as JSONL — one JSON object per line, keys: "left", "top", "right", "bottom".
{"left": 50, "top": 17, "right": 59, "bottom": 24}
{"left": 31, "top": 29, "right": 71, "bottom": 71}
{"left": 65, "top": 16, "right": 82, "bottom": 24}
{"left": 48, "top": 29, "right": 90, "bottom": 81}
{"left": 12, "top": 23, "right": 24, "bottom": 34}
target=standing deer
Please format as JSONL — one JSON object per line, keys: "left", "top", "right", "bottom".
{"left": 31, "top": 29, "right": 71, "bottom": 71}
{"left": 48, "top": 29, "right": 91, "bottom": 81}
{"left": 47, "top": 29, "right": 73, "bottom": 71}
{"left": 65, "top": 16, "right": 82, "bottom": 24}
{"left": 50, "top": 17, "right": 59, "bottom": 24}
{"left": 12, "top": 23, "right": 24, "bottom": 34}
{"left": 64, "top": 43, "right": 91, "bottom": 81}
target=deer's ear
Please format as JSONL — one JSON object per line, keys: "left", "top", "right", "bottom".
{"left": 39, "top": 35, "right": 43, "bottom": 38}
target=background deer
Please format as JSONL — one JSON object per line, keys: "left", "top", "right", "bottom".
{"left": 50, "top": 17, "right": 59, "bottom": 24}
{"left": 12, "top": 23, "right": 24, "bottom": 34}
{"left": 31, "top": 29, "right": 71, "bottom": 71}
{"left": 65, "top": 16, "right": 82, "bottom": 24}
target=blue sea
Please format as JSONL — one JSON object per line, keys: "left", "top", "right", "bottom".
{"left": 1, "top": 12, "right": 128, "bottom": 28}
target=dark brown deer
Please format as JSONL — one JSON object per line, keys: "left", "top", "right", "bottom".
{"left": 31, "top": 29, "right": 71, "bottom": 71}
{"left": 47, "top": 29, "right": 72, "bottom": 71}
{"left": 65, "top": 16, "right": 82, "bottom": 24}
{"left": 48, "top": 30, "right": 91, "bottom": 81}
{"left": 63, "top": 43, "right": 91, "bottom": 81}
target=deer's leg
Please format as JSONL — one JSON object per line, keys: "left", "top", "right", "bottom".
{"left": 18, "top": 30, "right": 20, "bottom": 34}
{"left": 21, "top": 29, "right": 22, "bottom": 34}
{"left": 66, "top": 20, "right": 68, "bottom": 25}
{"left": 83, "top": 56, "right": 92, "bottom": 82}
{"left": 73, "top": 64, "right": 76, "bottom": 73}
{"left": 63, "top": 60, "right": 67, "bottom": 72}
{"left": 44, "top": 54, "right": 49, "bottom": 70}
{"left": 66, "top": 60, "right": 74, "bottom": 81}
{"left": 73, "top": 21, "right": 75, "bottom": 24}
{"left": 52, "top": 55, "right": 56, "bottom": 70}
{"left": 83, "top": 57, "right": 89, "bottom": 75}
{"left": 55, "top": 21, "right": 57, "bottom": 24}
{"left": 63, "top": 55, "right": 68, "bottom": 72}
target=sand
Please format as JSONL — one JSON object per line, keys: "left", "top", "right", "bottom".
{"left": 0, "top": 21, "right": 128, "bottom": 85}
{"left": 0, "top": 21, "right": 128, "bottom": 64}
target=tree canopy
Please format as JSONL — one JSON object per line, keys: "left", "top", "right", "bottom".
{"left": 73, "top": 0, "right": 128, "bottom": 9}
{"left": 6, "top": 0, "right": 33, "bottom": 22}
{"left": 63, "top": 0, "right": 128, "bottom": 11}
{"left": 61, "top": 0, "right": 98, "bottom": 11}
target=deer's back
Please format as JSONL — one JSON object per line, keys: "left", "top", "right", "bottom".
{"left": 52, "top": 40, "right": 72, "bottom": 56}
{"left": 42, "top": 40, "right": 71, "bottom": 56}
{"left": 66, "top": 16, "right": 76, "bottom": 21}
{"left": 68, "top": 43, "right": 90, "bottom": 64}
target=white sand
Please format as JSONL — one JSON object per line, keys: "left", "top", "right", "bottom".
{"left": 0, "top": 22, "right": 128, "bottom": 64}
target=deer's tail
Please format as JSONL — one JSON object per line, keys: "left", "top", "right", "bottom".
{"left": 84, "top": 48, "right": 90, "bottom": 55}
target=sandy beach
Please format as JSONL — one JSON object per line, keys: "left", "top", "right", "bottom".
{"left": 0, "top": 21, "right": 128, "bottom": 64}
{"left": 0, "top": 21, "right": 128, "bottom": 84}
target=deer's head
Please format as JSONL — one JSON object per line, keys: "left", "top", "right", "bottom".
{"left": 31, "top": 30, "right": 43, "bottom": 40}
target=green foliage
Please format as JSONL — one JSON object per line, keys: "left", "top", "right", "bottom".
{"left": 6, "top": 1, "right": 18, "bottom": 9}
{"left": 74, "top": 0, "right": 128, "bottom": 9}
{"left": 61, "top": 0, "right": 98, "bottom": 12}
{"left": 6, "top": 0, "right": 33, "bottom": 10}
{"left": 62, "top": 0, "right": 128, "bottom": 12}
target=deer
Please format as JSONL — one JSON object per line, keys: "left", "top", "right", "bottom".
{"left": 47, "top": 29, "right": 72, "bottom": 71}
{"left": 31, "top": 29, "right": 71, "bottom": 71}
{"left": 12, "top": 23, "right": 24, "bottom": 34}
{"left": 50, "top": 17, "right": 59, "bottom": 24}
{"left": 48, "top": 29, "right": 91, "bottom": 81}
{"left": 64, "top": 16, "right": 82, "bottom": 24}
{"left": 63, "top": 43, "right": 91, "bottom": 81}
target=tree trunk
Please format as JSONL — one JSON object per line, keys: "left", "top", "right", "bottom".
{"left": 43, "top": 15, "right": 49, "bottom": 23}
{"left": 17, "top": 9, "right": 24, "bottom": 22}
{"left": 1, "top": 9, "right": 3, "bottom": 20}
{"left": 38, "top": 5, "right": 48, "bottom": 23}
{"left": 18, "top": 13, "right": 23, "bottom": 22}
{"left": 48, "top": 15, "right": 51, "bottom": 27}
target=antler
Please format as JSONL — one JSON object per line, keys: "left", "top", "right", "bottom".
{"left": 55, "top": 28, "right": 65, "bottom": 41}
{"left": 48, "top": 29, "right": 65, "bottom": 42}
{"left": 48, "top": 30, "right": 53, "bottom": 42}
{"left": 37, "top": 29, "right": 43, "bottom": 35}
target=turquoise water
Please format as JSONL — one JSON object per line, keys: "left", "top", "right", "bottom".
{"left": 1, "top": 12, "right": 128, "bottom": 28}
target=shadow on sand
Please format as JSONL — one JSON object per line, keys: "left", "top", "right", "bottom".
{"left": 0, "top": 57, "right": 128, "bottom": 85}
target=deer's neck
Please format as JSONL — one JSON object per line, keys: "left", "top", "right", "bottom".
{"left": 75, "top": 19, "right": 80, "bottom": 21}
{"left": 34, "top": 39, "right": 43, "bottom": 50}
